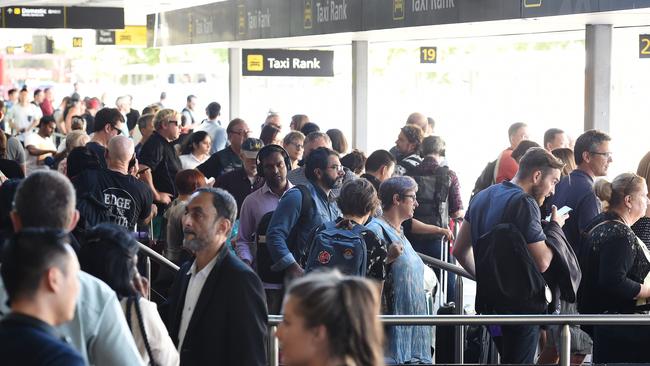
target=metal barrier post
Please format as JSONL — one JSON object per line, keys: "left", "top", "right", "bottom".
{"left": 145, "top": 257, "right": 151, "bottom": 301}
{"left": 559, "top": 324, "right": 571, "bottom": 366}
{"left": 268, "top": 325, "right": 279, "bottom": 366}
{"left": 453, "top": 275, "right": 464, "bottom": 364}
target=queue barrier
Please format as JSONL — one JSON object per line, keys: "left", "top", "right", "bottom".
{"left": 136, "top": 241, "right": 650, "bottom": 366}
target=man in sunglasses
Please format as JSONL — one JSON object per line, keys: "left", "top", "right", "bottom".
{"left": 87, "top": 108, "right": 125, "bottom": 169}
{"left": 197, "top": 118, "right": 251, "bottom": 180}
{"left": 549, "top": 129, "right": 612, "bottom": 256}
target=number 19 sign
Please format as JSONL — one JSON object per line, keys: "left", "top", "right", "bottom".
{"left": 640, "top": 35, "right": 650, "bottom": 58}
{"left": 420, "top": 47, "right": 437, "bottom": 64}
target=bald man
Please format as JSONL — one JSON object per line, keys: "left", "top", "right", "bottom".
{"left": 72, "top": 135, "right": 154, "bottom": 231}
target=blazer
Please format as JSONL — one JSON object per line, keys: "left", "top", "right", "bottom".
{"left": 164, "top": 249, "right": 268, "bottom": 365}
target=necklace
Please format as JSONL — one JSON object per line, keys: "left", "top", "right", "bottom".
{"left": 381, "top": 215, "right": 402, "bottom": 234}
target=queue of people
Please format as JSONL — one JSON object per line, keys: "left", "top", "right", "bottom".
{"left": 0, "top": 87, "right": 649, "bottom": 366}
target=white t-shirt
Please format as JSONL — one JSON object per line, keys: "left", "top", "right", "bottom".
{"left": 6, "top": 103, "right": 42, "bottom": 138}
{"left": 24, "top": 133, "right": 56, "bottom": 174}
{"left": 179, "top": 153, "right": 207, "bottom": 170}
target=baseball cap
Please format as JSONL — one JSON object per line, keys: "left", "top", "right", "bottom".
{"left": 241, "top": 138, "right": 264, "bottom": 159}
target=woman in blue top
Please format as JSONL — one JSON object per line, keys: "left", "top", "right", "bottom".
{"left": 366, "top": 176, "right": 432, "bottom": 364}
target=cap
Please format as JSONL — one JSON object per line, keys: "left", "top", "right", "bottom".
{"left": 241, "top": 138, "right": 264, "bottom": 159}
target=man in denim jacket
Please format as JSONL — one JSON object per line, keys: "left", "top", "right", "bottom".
{"left": 266, "top": 147, "right": 343, "bottom": 280}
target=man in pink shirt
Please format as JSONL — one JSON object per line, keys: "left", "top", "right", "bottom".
{"left": 495, "top": 122, "right": 529, "bottom": 184}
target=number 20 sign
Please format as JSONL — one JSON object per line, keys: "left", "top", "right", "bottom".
{"left": 640, "top": 35, "right": 650, "bottom": 58}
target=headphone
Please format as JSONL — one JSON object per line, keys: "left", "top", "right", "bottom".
{"left": 256, "top": 144, "right": 292, "bottom": 177}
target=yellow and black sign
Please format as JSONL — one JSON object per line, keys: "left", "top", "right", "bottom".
{"left": 523, "top": 0, "right": 542, "bottom": 7}
{"left": 72, "top": 37, "right": 83, "bottom": 48}
{"left": 640, "top": 35, "right": 650, "bottom": 59}
{"left": 247, "top": 54, "right": 264, "bottom": 71}
{"left": 243, "top": 49, "right": 334, "bottom": 77}
{"left": 304, "top": 0, "right": 313, "bottom": 29}
{"left": 393, "top": 0, "right": 405, "bottom": 20}
{"left": 23, "top": 43, "right": 32, "bottom": 53}
{"left": 6, "top": 47, "right": 14, "bottom": 54}
{"left": 420, "top": 47, "right": 437, "bottom": 63}
{"left": 116, "top": 26, "right": 146, "bottom": 46}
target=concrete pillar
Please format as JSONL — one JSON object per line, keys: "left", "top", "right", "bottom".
{"left": 352, "top": 40, "right": 369, "bottom": 151}
{"left": 584, "top": 24, "right": 612, "bottom": 132}
{"left": 229, "top": 48, "right": 241, "bottom": 120}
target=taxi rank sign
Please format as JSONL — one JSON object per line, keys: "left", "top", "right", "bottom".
{"left": 242, "top": 49, "right": 334, "bottom": 77}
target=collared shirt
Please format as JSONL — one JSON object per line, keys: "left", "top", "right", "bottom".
{"left": 139, "top": 131, "right": 182, "bottom": 197}
{"left": 549, "top": 169, "right": 601, "bottom": 254}
{"left": 177, "top": 249, "right": 223, "bottom": 350}
{"left": 179, "top": 153, "right": 208, "bottom": 170}
{"left": 236, "top": 181, "right": 294, "bottom": 264}
{"left": 195, "top": 119, "right": 227, "bottom": 154}
{"left": 266, "top": 180, "right": 341, "bottom": 271}
{"left": 216, "top": 168, "right": 265, "bottom": 216}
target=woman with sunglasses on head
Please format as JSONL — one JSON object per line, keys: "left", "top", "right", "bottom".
{"left": 365, "top": 176, "right": 431, "bottom": 365}
{"left": 579, "top": 172, "right": 650, "bottom": 363}
{"left": 277, "top": 271, "right": 384, "bottom": 366}
{"left": 178, "top": 131, "right": 212, "bottom": 170}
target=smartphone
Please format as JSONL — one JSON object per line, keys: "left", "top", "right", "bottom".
{"left": 546, "top": 206, "right": 572, "bottom": 221}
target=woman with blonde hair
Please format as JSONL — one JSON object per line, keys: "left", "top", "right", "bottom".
{"left": 579, "top": 172, "right": 650, "bottom": 363}
{"left": 277, "top": 271, "right": 384, "bottom": 366}
{"left": 551, "top": 148, "right": 577, "bottom": 177}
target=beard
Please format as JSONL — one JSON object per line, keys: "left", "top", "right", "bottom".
{"left": 183, "top": 233, "right": 209, "bottom": 253}
{"left": 323, "top": 174, "right": 342, "bottom": 190}
{"left": 530, "top": 183, "right": 546, "bottom": 206}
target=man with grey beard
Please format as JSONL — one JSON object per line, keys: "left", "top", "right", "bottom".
{"left": 163, "top": 188, "right": 267, "bottom": 365}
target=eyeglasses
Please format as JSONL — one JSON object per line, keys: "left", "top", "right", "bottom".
{"left": 327, "top": 164, "right": 344, "bottom": 172}
{"left": 290, "top": 142, "right": 304, "bottom": 150}
{"left": 110, "top": 125, "right": 122, "bottom": 135}
{"left": 589, "top": 151, "right": 612, "bottom": 159}
{"left": 401, "top": 194, "right": 417, "bottom": 201}
{"left": 231, "top": 129, "right": 251, "bottom": 136}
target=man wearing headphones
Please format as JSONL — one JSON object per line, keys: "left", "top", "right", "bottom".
{"left": 215, "top": 138, "right": 265, "bottom": 215}
{"left": 235, "top": 144, "right": 293, "bottom": 311}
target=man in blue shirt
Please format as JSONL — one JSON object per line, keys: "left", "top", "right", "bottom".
{"left": 454, "top": 147, "right": 567, "bottom": 364}
{"left": 550, "top": 129, "right": 611, "bottom": 255}
{"left": 195, "top": 102, "right": 227, "bottom": 154}
{"left": 0, "top": 229, "right": 84, "bottom": 366}
{"left": 266, "top": 147, "right": 343, "bottom": 279}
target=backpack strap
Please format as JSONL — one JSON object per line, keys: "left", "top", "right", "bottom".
{"left": 294, "top": 185, "right": 314, "bottom": 227}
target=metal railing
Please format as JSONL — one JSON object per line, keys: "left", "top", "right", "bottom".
{"left": 135, "top": 240, "right": 650, "bottom": 366}
{"left": 268, "top": 314, "right": 650, "bottom": 366}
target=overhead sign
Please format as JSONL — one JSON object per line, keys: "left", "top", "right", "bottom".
{"left": 420, "top": 47, "right": 437, "bottom": 63}
{"left": 96, "top": 30, "right": 116, "bottom": 45}
{"left": 147, "top": 0, "right": 650, "bottom": 47}
{"left": 640, "top": 34, "right": 650, "bottom": 59}
{"left": 4, "top": 6, "right": 64, "bottom": 28}
{"left": 1, "top": 6, "right": 123, "bottom": 29}
{"left": 116, "top": 26, "right": 147, "bottom": 45}
{"left": 242, "top": 49, "right": 334, "bottom": 77}
{"left": 72, "top": 37, "right": 83, "bottom": 47}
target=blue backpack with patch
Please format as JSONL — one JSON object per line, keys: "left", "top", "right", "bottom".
{"left": 304, "top": 220, "right": 367, "bottom": 276}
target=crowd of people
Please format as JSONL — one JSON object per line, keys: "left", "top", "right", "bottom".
{"left": 0, "top": 87, "right": 648, "bottom": 365}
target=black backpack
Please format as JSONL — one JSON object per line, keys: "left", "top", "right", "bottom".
{"left": 255, "top": 185, "right": 313, "bottom": 284}
{"left": 474, "top": 191, "right": 549, "bottom": 314}
{"left": 471, "top": 159, "right": 497, "bottom": 199}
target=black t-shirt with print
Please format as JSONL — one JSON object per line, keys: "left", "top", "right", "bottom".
{"left": 73, "top": 168, "right": 153, "bottom": 231}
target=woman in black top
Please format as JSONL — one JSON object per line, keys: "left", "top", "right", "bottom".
{"left": 580, "top": 173, "right": 650, "bottom": 363}
{"left": 632, "top": 151, "right": 650, "bottom": 248}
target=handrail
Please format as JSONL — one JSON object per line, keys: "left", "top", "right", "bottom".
{"left": 267, "top": 314, "right": 650, "bottom": 366}
{"left": 269, "top": 313, "right": 650, "bottom": 326}
{"left": 418, "top": 252, "right": 474, "bottom": 280}
{"left": 137, "top": 242, "right": 180, "bottom": 272}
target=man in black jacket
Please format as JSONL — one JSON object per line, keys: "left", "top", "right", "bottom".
{"left": 164, "top": 187, "right": 267, "bottom": 365}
